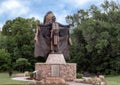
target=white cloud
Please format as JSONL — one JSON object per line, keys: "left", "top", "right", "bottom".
{"left": 28, "top": 14, "right": 40, "bottom": 19}
{"left": 28, "top": 14, "right": 42, "bottom": 21}
{"left": 0, "top": 0, "right": 29, "bottom": 17}
{"left": 69, "top": 0, "right": 91, "bottom": 6}
{"left": 63, "top": 0, "right": 93, "bottom": 8}
{"left": 55, "top": 10, "right": 69, "bottom": 24}
{"left": 64, "top": 0, "right": 120, "bottom": 8}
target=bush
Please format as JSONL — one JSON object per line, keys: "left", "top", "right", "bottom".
{"left": 77, "top": 73, "right": 83, "bottom": 78}
{"left": 15, "top": 58, "right": 30, "bottom": 72}
{"left": 29, "top": 72, "right": 34, "bottom": 78}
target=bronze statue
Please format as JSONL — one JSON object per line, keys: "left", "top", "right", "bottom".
{"left": 34, "top": 11, "right": 72, "bottom": 59}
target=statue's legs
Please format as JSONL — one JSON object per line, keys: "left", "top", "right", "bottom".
{"left": 50, "top": 35, "right": 60, "bottom": 53}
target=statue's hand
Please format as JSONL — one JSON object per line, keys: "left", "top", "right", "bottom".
{"left": 37, "top": 25, "right": 41, "bottom": 30}
{"left": 68, "top": 37, "right": 72, "bottom": 45}
{"left": 34, "top": 33, "right": 38, "bottom": 43}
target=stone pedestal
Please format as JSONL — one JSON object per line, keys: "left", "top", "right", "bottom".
{"left": 35, "top": 54, "right": 76, "bottom": 81}
{"left": 46, "top": 54, "right": 66, "bottom": 64}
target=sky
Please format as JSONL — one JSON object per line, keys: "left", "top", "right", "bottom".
{"left": 0, "top": 0, "right": 119, "bottom": 30}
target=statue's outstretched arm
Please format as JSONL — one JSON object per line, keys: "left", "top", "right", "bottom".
{"left": 34, "top": 25, "right": 40, "bottom": 43}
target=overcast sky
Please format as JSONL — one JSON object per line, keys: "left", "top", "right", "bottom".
{"left": 0, "top": 0, "right": 119, "bottom": 30}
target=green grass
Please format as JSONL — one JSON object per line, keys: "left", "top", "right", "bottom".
{"left": 0, "top": 72, "right": 28, "bottom": 85}
{"left": 106, "top": 75, "right": 120, "bottom": 85}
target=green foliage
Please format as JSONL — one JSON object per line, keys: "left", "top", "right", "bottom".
{"left": 15, "top": 58, "right": 30, "bottom": 72}
{"left": 0, "top": 49, "right": 11, "bottom": 71}
{"left": 67, "top": 0, "right": 120, "bottom": 74}
{"left": 29, "top": 72, "right": 34, "bottom": 78}
{"left": 1, "top": 17, "right": 40, "bottom": 71}
{"left": 77, "top": 73, "right": 83, "bottom": 78}
{"left": 0, "top": 32, "right": 7, "bottom": 49}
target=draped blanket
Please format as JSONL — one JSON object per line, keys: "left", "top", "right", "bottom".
{"left": 34, "top": 23, "right": 70, "bottom": 59}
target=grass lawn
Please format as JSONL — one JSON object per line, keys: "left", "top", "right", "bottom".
{"left": 0, "top": 72, "right": 28, "bottom": 85}
{"left": 106, "top": 75, "right": 120, "bottom": 85}
{"left": 0, "top": 72, "right": 120, "bottom": 85}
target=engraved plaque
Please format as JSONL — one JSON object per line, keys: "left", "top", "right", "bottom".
{"left": 51, "top": 65, "right": 60, "bottom": 77}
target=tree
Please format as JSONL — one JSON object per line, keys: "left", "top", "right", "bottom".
{"left": 2, "top": 17, "right": 40, "bottom": 71}
{"left": 0, "top": 32, "right": 7, "bottom": 49}
{"left": 66, "top": 0, "right": 120, "bottom": 74}
{"left": 0, "top": 49, "right": 11, "bottom": 71}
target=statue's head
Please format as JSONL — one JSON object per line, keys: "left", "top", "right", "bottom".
{"left": 43, "top": 11, "right": 56, "bottom": 24}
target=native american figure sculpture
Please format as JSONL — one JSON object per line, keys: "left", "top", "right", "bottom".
{"left": 34, "top": 11, "right": 72, "bottom": 59}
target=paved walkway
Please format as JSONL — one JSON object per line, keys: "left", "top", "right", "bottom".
{"left": 12, "top": 77, "right": 33, "bottom": 81}
{"left": 12, "top": 77, "right": 93, "bottom": 85}
{"left": 67, "top": 82, "right": 92, "bottom": 85}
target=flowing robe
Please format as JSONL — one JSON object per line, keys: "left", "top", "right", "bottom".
{"left": 34, "top": 23, "right": 70, "bottom": 59}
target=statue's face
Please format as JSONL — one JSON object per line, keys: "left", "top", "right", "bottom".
{"left": 45, "top": 13, "right": 56, "bottom": 24}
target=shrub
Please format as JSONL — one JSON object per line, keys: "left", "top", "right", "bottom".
{"left": 29, "top": 72, "right": 34, "bottom": 78}
{"left": 77, "top": 73, "right": 83, "bottom": 78}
